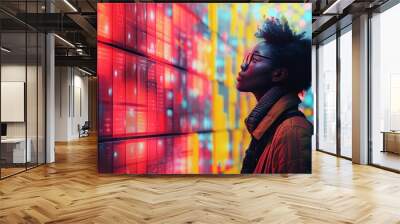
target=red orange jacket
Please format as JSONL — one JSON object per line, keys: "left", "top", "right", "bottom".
{"left": 249, "top": 93, "right": 313, "bottom": 173}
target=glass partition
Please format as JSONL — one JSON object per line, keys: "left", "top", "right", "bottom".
{"left": 370, "top": 3, "right": 400, "bottom": 171}
{"left": 0, "top": 1, "right": 46, "bottom": 179}
{"left": 339, "top": 28, "right": 352, "bottom": 158}
{"left": 317, "top": 35, "right": 337, "bottom": 154}
{"left": 1, "top": 30, "right": 28, "bottom": 177}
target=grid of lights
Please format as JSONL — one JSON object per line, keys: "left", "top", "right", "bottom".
{"left": 97, "top": 3, "right": 313, "bottom": 174}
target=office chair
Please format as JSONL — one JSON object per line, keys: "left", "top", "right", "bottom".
{"left": 79, "top": 121, "right": 90, "bottom": 138}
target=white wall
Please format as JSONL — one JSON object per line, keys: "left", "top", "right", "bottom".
{"left": 55, "top": 67, "right": 69, "bottom": 141}
{"left": 55, "top": 67, "right": 89, "bottom": 141}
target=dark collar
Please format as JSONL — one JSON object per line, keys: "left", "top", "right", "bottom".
{"left": 244, "top": 86, "right": 288, "bottom": 134}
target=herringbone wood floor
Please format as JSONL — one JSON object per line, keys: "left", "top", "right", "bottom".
{"left": 1, "top": 135, "right": 400, "bottom": 224}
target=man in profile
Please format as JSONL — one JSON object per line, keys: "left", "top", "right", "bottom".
{"left": 237, "top": 16, "right": 312, "bottom": 174}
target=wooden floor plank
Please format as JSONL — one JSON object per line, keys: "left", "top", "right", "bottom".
{"left": 0, "top": 135, "right": 400, "bottom": 223}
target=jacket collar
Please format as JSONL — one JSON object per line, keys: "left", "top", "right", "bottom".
{"left": 244, "top": 86, "right": 288, "bottom": 133}
{"left": 250, "top": 93, "right": 301, "bottom": 140}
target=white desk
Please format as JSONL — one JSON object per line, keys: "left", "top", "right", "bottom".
{"left": 1, "top": 138, "right": 31, "bottom": 163}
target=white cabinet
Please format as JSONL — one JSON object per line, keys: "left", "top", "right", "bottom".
{"left": 1, "top": 138, "right": 32, "bottom": 163}
{"left": 382, "top": 132, "right": 400, "bottom": 154}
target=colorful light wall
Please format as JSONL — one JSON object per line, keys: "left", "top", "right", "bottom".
{"left": 97, "top": 3, "right": 312, "bottom": 174}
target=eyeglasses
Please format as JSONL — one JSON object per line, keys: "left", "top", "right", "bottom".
{"left": 241, "top": 51, "right": 273, "bottom": 71}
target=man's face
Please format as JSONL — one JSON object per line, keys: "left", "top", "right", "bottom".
{"left": 236, "top": 41, "right": 275, "bottom": 93}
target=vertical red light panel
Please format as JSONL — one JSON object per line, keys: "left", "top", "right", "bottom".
{"left": 98, "top": 142, "right": 113, "bottom": 173}
{"left": 125, "top": 54, "right": 137, "bottom": 135}
{"left": 156, "top": 64, "right": 166, "bottom": 133}
{"left": 125, "top": 3, "right": 137, "bottom": 51}
{"left": 146, "top": 138, "right": 158, "bottom": 174}
{"left": 112, "top": 49, "right": 126, "bottom": 137}
{"left": 113, "top": 141, "right": 126, "bottom": 174}
{"left": 98, "top": 43, "right": 113, "bottom": 138}
{"left": 146, "top": 3, "right": 156, "bottom": 56}
{"left": 136, "top": 56, "right": 148, "bottom": 134}
{"left": 156, "top": 137, "right": 166, "bottom": 174}
{"left": 147, "top": 61, "right": 157, "bottom": 134}
{"left": 136, "top": 140, "right": 147, "bottom": 174}
{"left": 137, "top": 3, "right": 147, "bottom": 54}
{"left": 125, "top": 139, "right": 137, "bottom": 174}
{"left": 98, "top": 3, "right": 113, "bottom": 43}
{"left": 112, "top": 3, "right": 126, "bottom": 47}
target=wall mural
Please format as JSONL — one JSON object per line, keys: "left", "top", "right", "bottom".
{"left": 98, "top": 3, "right": 312, "bottom": 174}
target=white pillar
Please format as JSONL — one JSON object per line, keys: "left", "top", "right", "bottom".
{"left": 352, "top": 14, "right": 369, "bottom": 164}
{"left": 46, "top": 32, "right": 55, "bottom": 163}
{"left": 45, "top": 0, "right": 56, "bottom": 163}
{"left": 312, "top": 45, "right": 317, "bottom": 150}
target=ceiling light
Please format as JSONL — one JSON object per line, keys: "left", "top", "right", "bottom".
{"left": 323, "top": 0, "right": 341, "bottom": 14}
{"left": 54, "top": 34, "right": 75, "bottom": 48}
{"left": 322, "top": 0, "right": 354, "bottom": 15}
{"left": 1, "top": 47, "right": 11, "bottom": 53}
{"left": 78, "top": 67, "right": 93, "bottom": 76}
{"left": 63, "top": 0, "right": 78, "bottom": 12}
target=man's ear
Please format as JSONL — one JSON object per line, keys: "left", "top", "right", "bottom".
{"left": 272, "top": 68, "right": 288, "bottom": 82}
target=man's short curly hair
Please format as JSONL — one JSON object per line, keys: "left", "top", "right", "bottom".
{"left": 255, "top": 16, "right": 311, "bottom": 93}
